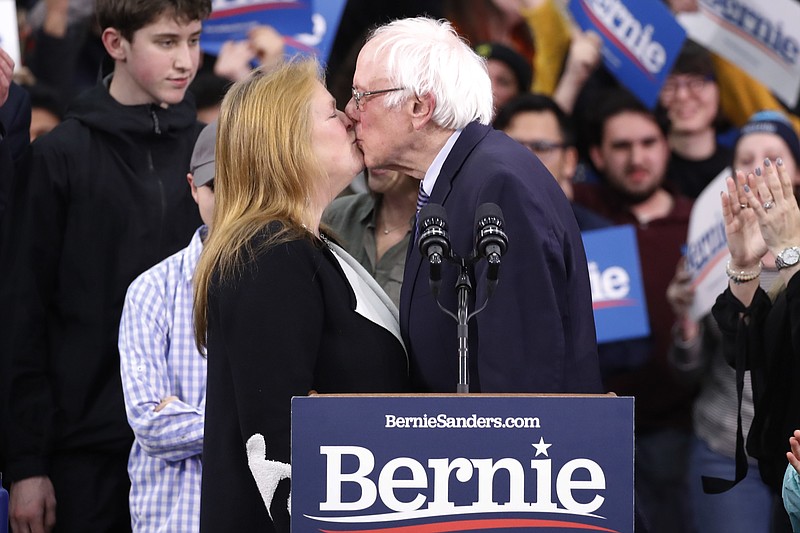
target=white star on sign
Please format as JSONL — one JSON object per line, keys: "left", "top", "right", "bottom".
{"left": 532, "top": 437, "right": 552, "bottom": 457}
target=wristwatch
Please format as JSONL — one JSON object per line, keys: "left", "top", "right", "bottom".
{"left": 775, "top": 247, "right": 800, "bottom": 270}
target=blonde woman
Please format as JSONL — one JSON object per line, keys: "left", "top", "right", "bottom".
{"left": 194, "top": 60, "right": 409, "bottom": 532}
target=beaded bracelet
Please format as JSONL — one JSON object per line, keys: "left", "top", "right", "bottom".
{"left": 725, "top": 260, "right": 762, "bottom": 284}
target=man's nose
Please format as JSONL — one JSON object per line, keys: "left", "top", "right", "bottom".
{"left": 339, "top": 110, "right": 354, "bottom": 130}
{"left": 173, "top": 42, "right": 192, "bottom": 71}
{"left": 344, "top": 97, "right": 359, "bottom": 122}
{"left": 630, "top": 144, "right": 647, "bottom": 165}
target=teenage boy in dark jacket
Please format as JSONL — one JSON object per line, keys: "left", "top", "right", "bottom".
{"left": 0, "top": 0, "right": 211, "bottom": 530}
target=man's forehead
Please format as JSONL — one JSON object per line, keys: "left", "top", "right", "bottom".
{"left": 606, "top": 134, "right": 662, "bottom": 147}
{"left": 140, "top": 13, "right": 202, "bottom": 34}
{"left": 605, "top": 113, "right": 662, "bottom": 140}
{"left": 354, "top": 40, "right": 390, "bottom": 84}
{"left": 510, "top": 111, "right": 559, "bottom": 131}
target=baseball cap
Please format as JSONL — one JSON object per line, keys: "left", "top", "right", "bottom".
{"left": 190, "top": 120, "right": 217, "bottom": 187}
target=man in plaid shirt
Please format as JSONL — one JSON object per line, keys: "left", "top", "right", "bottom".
{"left": 118, "top": 122, "right": 215, "bottom": 532}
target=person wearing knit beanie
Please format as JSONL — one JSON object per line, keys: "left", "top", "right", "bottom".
{"left": 474, "top": 41, "right": 533, "bottom": 113}
{"left": 735, "top": 110, "right": 800, "bottom": 173}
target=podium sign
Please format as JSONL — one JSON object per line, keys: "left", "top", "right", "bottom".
{"left": 292, "top": 395, "right": 634, "bottom": 532}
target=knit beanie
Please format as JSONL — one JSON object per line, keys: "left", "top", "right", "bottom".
{"left": 474, "top": 42, "right": 533, "bottom": 94}
{"left": 737, "top": 110, "right": 800, "bottom": 168}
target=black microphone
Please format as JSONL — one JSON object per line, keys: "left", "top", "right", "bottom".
{"left": 418, "top": 203, "right": 451, "bottom": 286}
{"left": 474, "top": 203, "right": 508, "bottom": 283}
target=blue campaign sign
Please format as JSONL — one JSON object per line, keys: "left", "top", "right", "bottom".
{"left": 292, "top": 394, "right": 634, "bottom": 532}
{"left": 311, "top": 0, "right": 348, "bottom": 65}
{"left": 201, "top": 0, "right": 347, "bottom": 63}
{"left": 581, "top": 225, "right": 649, "bottom": 344}
{"left": 569, "top": 0, "right": 686, "bottom": 108}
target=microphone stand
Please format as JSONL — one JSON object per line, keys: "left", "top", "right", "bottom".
{"left": 455, "top": 258, "right": 472, "bottom": 394}
{"left": 420, "top": 203, "right": 506, "bottom": 395}
{"left": 432, "top": 255, "right": 493, "bottom": 394}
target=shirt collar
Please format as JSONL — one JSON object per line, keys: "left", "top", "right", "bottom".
{"left": 421, "top": 129, "right": 462, "bottom": 196}
{"left": 183, "top": 225, "right": 207, "bottom": 281}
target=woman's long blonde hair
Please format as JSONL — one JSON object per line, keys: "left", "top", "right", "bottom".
{"left": 193, "top": 59, "right": 323, "bottom": 350}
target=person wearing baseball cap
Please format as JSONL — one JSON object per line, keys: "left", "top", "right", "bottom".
{"left": 117, "top": 121, "right": 217, "bottom": 533}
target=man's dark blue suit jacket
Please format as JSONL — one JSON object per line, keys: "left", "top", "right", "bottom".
{"left": 400, "top": 122, "right": 602, "bottom": 393}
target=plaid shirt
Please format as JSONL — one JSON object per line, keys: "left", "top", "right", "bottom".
{"left": 119, "top": 227, "right": 207, "bottom": 532}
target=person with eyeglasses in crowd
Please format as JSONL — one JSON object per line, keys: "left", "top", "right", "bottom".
{"left": 659, "top": 40, "right": 733, "bottom": 200}
{"left": 494, "top": 91, "right": 660, "bottom": 392}
{"left": 345, "top": 17, "right": 602, "bottom": 395}
{"left": 493, "top": 92, "right": 610, "bottom": 231}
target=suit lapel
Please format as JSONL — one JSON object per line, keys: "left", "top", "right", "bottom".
{"left": 429, "top": 122, "right": 489, "bottom": 206}
{"left": 400, "top": 122, "right": 491, "bottom": 336}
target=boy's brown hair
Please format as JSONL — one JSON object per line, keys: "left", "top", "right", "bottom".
{"left": 96, "top": 0, "right": 212, "bottom": 41}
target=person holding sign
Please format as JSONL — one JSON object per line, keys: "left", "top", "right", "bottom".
{"left": 713, "top": 111, "right": 800, "bottom": 533}
{"left": 660, "top": 40, "right": 732, "bottom": 200}
{"left": 0, "top": 48, "right": 29, "bottom": 235}
{"left": 194, "top": 60, "right": 410, "bottom": 533}
{"left": 0, "top": 46, "right": 30, "bottom": 485}
{"left": 574, "top": 87, "right": 695, "bottom": 533}
{"left": 0, "top": 48, "right": 30, "bottom": 164}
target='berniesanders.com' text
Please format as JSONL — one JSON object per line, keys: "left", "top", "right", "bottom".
{"left": 385, "top": 413, "right": 541, "bottom": 429}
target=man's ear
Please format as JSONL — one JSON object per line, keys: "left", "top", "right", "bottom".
{"left": 102, "top": 28, "right": 127, "bottom": 61}
{"left": 588, "top": 144, "right": 604, "bottom": 174}
{"left": 562, "top": 146, "right": 579, "bottom": 181}
{"left": 187, "top": 173, "right": 200, "bottom": 204}
{"left": 410, "top": 92, "right": 435, "bottom": 131}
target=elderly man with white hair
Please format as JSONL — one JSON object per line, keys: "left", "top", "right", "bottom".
{"left": 345, "top": 17, "right": 601, "bottom": 394}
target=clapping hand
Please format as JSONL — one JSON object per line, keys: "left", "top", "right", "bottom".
{"left": 741, "top": 158, "right": 800, "bottom": 258}
{"left": 721, "top": 168, "right": 769, "bottom": 271}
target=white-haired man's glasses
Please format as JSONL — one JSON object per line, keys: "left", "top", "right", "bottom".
{"left": 351, "top": 86, "right": 405, "bottom": 111}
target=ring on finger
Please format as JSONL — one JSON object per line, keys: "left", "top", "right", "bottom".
{"left": 740, "top": 203, "right": 749, "bottom": 209}
{"left": 764, "top": 200, "right": 775, "bottom": 210}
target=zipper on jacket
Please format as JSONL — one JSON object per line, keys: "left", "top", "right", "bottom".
{"left": 147, "top": 106, "right": 166, "bottom": 247}
{"left": 146, "top": 148, "right": 167, "bottom": 249}
{"left": 150, "top": 106, "right": 162, "bottom": 135}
